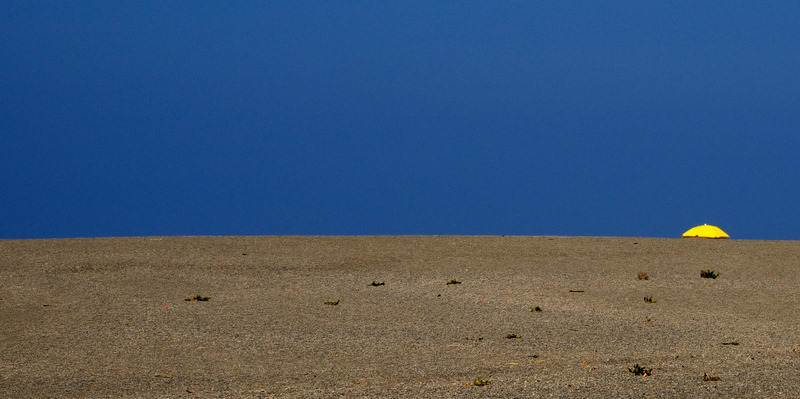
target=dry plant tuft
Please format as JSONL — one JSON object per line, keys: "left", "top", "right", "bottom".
{"left": 700, "top": 270, "right": 719, "bottom": 279}
{"left": 628, "top": 364, "right": 652, "bottom": 376}
{"left": 470, "top": 377, "right": 492, "bottom": 386}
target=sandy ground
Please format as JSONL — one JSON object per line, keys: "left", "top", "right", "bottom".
{"left": 2, "top": 235, "right": 799, "bottom": 398}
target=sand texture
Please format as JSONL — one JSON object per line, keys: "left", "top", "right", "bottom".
{"left": 2, "top": 235, "right": 800, "bottom": 398}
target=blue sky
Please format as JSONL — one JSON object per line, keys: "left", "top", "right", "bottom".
{"left": 2, "top": 2, "right": 799, "bottom": 239}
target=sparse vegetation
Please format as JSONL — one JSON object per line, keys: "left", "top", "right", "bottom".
{"left": 721, "top": 341, "right": 740, "bottom": 346}
{"left": 703, "top": 373, "right": 721, "bottom": 381}
{"left": 470, "top": 377, "right": 492, "bottom": 386}
{"left": 700, "top": 269, "right": 719, "bottom": 279}
{"left": 637, "top": 272, "right": 649, "bottom": 280}
{"left": 504, "top": 334, "right": 520, "bottom": 339}
{"left": 447, "top": 279, "right": 462, "bottom": 285}
{"left": 184, "top": 295, "right": 210, "bottom": 302}
{"left": 324, "top": 300, "right": 340, "bottom": 306}
{"left": 531, "top": 306, "right": 542, "bottom": 312}
{"left": 643, "top": 296, "right": 656, "bottom": 303}
{"left": 628, "top": 364, "right": 652, "bottom": 376}
{"left": 369, "top": 281, "right": 385, "bottom": 286}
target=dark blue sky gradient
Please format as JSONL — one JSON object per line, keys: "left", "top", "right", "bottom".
{"left": 3, "top": 2, "right": 799, "bottom": 239}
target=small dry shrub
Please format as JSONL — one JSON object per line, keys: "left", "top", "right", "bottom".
{"left": 628, "top": 364, "right": 652, "bottom": 376}
{"left": 700, "top": 270, "right": 719, "bottom": 279}
{"left": 471, "top": 377, "right": 492, "bottom": 386}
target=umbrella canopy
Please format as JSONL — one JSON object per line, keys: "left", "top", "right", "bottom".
{"left": 682, "top": 224, "right": 730, "bottom": 239}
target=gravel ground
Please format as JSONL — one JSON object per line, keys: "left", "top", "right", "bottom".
{"left": 2, "top": 235, "right": 799, "bottom": 398}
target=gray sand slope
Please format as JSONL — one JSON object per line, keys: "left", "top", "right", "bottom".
{"left": 2, "top": 236, "right": 799, "bottom": 398}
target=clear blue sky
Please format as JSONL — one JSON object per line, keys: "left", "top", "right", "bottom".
{"left": 2, "top": 2, "right": 799, "bottom": 239}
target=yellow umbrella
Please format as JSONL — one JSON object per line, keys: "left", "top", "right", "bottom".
{"left": 682, "top": 224, "right": 729, "bottom": 239}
